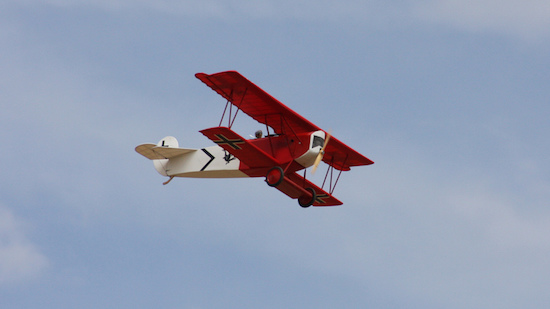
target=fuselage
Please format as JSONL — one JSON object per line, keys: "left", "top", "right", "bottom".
{"left": 152, "top": 130, "right": 326, "bottom": 179}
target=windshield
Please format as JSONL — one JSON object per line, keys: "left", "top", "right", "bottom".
{"left": 312, "top": 135, "right": 325, "bottom": 148}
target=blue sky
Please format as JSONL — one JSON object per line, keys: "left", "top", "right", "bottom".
{"left": 1, "top": 1, "right": 550, "bottom": 308}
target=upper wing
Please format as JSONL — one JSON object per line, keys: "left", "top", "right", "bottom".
{"left": 322, "top": 136, "right": 374, "bottom": 171}
{"left": 195, "top": 71, "right": 318, "bottom": 135}
{"left": 196, "top": 70, "right": 374, "bottom": 171}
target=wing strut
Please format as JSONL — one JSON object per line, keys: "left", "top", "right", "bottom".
{"left": 321, "top": 154, "right": 348, "bottom": 195}
{"left": 217, "top": 88, "right": 249, "bottom": 129}
{"left": 219, "top": 100, "right": 230, "bottom": 127}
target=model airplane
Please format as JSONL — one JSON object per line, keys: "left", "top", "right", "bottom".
{"left": 136, "top": 71, "right": 373, "bottom": 207}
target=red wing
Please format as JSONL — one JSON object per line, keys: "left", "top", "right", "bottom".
{"left": 201, "top": 127, "right": 341, "bottom": 206}
{"left": 200, "top": 126, "right": 280, "bottom": 168}
{"left": 196, "top": 71, "right": 318, "bottom": 135}
{"left": 277, "top": 172, "right": 342, "bottom": 206}
{"left": 323, "top": 136, "right": 374, "bottom": 171}
{"left": 197, "top": 71, "right": 374, "bottom": 171}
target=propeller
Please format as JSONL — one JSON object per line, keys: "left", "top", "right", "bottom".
{"left": 311, "top": 130, "right": 331, "bottom": 174}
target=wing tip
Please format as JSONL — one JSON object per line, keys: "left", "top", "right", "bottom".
{"left": 195, "top": 70, "right": 240, "bottom": 79}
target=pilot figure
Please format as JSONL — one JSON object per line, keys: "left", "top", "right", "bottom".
{"left": 255, "top": 130, "right": 263, "bottom": 139}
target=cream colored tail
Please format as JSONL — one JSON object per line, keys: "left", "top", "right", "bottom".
{"left": 135, "top": 136, "right": 197, "bottom": 177}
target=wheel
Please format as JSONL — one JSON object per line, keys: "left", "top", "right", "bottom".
{"left": 298, "top": 187, "right": 316, "bottom": 208}
{"left": 265, "top": 166, "right": 284, "bottom": 187}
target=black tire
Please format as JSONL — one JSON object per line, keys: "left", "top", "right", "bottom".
{"left": 265, "top": 166, "right": 284, "bottom": 187}
{"left": 298, "top": 187, "right": 316, "bottom": 208}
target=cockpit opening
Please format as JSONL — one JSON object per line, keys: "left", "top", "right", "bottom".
{"left": 312, "top": 135, "right": 325, "bottom": 148}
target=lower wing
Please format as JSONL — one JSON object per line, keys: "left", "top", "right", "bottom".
{"left": 277, "top": 172, "right": 342, "bottom": 206}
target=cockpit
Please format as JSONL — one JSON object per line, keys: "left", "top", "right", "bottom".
{"left": 312, "top": 135, "right": 325, "bottom": 148}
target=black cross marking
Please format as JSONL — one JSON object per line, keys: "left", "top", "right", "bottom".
{"left": 200, "top": 148, "right": 215, "bottom": 171}
{"left": 315, "top": 193, "right": 330, "bottom": 204}
{"left": 213, "top": 134, "right": 245, "bottom": 150}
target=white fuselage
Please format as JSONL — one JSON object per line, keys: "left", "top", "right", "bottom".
{"left": 154, "top": 145, "right": 247, "bottom": 178}
{"left": 138, "top": 131, "right": 325, "bottom": 180}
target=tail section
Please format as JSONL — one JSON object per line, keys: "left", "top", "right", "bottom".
{"left": 135, "top": 136, "right": 195, "bottom": 160}
{"left": 136, "top": 135, "right": 247, "bottom": 179}
{"left": 135, "top": 136, "right": 197, "bottom": 176}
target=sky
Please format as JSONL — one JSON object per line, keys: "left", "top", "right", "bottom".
{"left": 1, "top": 0, "right": 550, "bottom": 308}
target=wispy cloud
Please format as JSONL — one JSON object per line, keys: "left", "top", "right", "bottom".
{"left": 413, "top": 0, "right": 550, "bottom": 40}
{"left": 446, "top": 185, "right": 550, "bottom": 249}
{"left": 0, "top": 205, "right": 49, "bottom": 284}
{"left": 11, "top": 0, "right": 385, "bottom": 20}
{"left": 12, "top": 0, "right": 550, "bottom": 35}
{"left": 7, "top": 0, "right": 550, "bottom": 40}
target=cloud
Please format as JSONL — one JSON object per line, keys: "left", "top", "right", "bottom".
{"left": 1, "top": 3, "right": 548, "bottom": 306}
{"left": 9, "top": 0, "right": 383, "bottom": 21}
{"left": 0, "top": 205, "right": 49, "bottom": 284}
{"left": 19, "top": 0, "right": 548, "bottom": 40}
{"left": 446, "top": 185, "right": 550, "bottom": 249}
{"left": 413, "top": 0, "right": 550, "bottom": 40}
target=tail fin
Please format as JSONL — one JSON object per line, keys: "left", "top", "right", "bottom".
{"left": 136, "top": 136, "right": 197, "bottom": 177}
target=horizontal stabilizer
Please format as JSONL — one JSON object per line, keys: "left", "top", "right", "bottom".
{"left": 135, "top": 144, "right": 196, "bottom": 160}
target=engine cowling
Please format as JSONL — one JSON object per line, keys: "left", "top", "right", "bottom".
{"left": 294, "top": 130, "right": 326, "bottom": 168}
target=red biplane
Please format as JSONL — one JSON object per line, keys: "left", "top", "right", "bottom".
{"left": 136, "top": 71, "right": 373, "bottom": 207}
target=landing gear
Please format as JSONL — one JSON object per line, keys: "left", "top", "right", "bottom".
{"left": 265, "top": 166, "right": 284, "bottom": 187}
{"left": 298, "top": 188, "right": 316, "bottom": 208}
{"left": 266, "top": 167, "right": 315, "bottom": 208}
